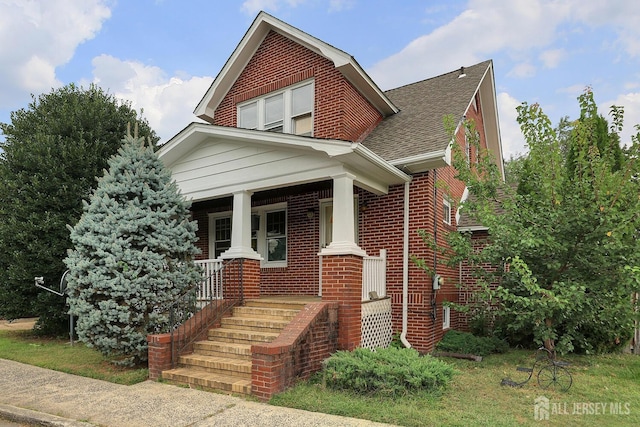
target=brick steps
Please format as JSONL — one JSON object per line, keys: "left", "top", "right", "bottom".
{"left": 208, "top": 327, "right": 280, "bottom": 343}
{"left": 220, "top": 316, "right": 291, "bottom": 331}
{"left": 193, "top": 341, "right": 252, "bottom": 360}
{"left": 162, "top": 367, "right": 251, "bottom": 395}
{"left": 161, "top": 297, "right": 311, "bottom": 396}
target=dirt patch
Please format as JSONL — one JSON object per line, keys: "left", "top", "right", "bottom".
{"left": 0, "top": 319, "right": 37, "bottom": 331}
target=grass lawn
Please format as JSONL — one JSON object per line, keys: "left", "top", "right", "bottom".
{"left": 271, "top": 349, "right": 640, "bottom": 427}
{"left": 0, "top": 329, "right": 148, "bottom": 385}
{"left": 2, "top": 327, "right": 638, "bottom": 426}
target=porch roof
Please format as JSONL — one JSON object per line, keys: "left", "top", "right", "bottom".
{"left": 158, "top": 123, "right": 411, "bottom": 202}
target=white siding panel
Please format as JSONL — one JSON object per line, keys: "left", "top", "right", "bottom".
{"left": 170, "top": 137, "right": 341, "bottom": 200}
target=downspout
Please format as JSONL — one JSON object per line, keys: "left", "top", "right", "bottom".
{"left": 401, "top": 180, "right": 412, "bottom": 348}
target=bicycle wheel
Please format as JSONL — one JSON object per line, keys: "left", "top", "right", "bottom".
{"left": 537, "top": 365, "right": 572, "bottom": 392}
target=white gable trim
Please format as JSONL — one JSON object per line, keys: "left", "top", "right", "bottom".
{"left": 193, "top": 11, "right": 397, "bottom": 123}
{"left": 159, "top": 123, "right": 410, "bottom": 201}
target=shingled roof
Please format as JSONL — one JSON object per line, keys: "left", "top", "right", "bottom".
{"left": 363, "top": 60, "right": 493, "bottom": 164}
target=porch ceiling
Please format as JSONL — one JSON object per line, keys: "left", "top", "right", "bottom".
{"left": 158, "top": 123, "right": 410, "bottom": 202}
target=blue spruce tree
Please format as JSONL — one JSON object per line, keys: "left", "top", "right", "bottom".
{"left": 65, "top": 125, "right": 201, "bottom": 365}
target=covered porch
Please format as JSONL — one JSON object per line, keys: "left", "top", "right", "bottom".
{"left": 158, "top": 123, "right": 410, "bottom": 349}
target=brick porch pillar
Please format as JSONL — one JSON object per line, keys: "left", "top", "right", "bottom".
{"left": 223, "top": 257, "right": 261, "bottom": 301}
{"left": 241, "top": 258, "right": 261, "bottom": 300}
{"left": 321, "top": 254, "right": 363, "bottom": 350}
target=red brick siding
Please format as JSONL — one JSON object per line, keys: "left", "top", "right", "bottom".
{"left": 251, "top": 301, "right": 338, "bottom": 401}
{"left": 213, "top": 31, "right": 382, "bottom": 142}
{"left": 259, "top": 192, "right": 320, "bottom": 295}
{"left": 321, "top": 255, "right": 363, "bottom": 350}
{"left": 359, "top": 171, "right": 460, "bottom": 353}
{"left": 458, "top": 230, "right": 498, "bottom": 332}
{"left": 147, "top": 334, "right": 171, "bottom": 380}
{"left": 190, "top": 192, "right": 323, "bottom": 296}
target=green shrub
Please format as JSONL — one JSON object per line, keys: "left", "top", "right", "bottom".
{"left": 322, "top": 347, "right": 454, "bottom": 397}
{"left": 436, "top": 330, "right": 508, "bottom": 356}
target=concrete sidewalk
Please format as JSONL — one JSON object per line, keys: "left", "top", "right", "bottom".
{"left": 0, "top": 359, "right": 394, "bottom": 427}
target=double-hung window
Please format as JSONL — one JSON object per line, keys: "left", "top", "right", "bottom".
{"left": 212, "top": 216, "right": 232, "bottom": 259}
{"left": 443, "top": 198, "right": 452, "bottom": 225}
{"left": 265, "top": 209, "right": 286, "bottom": 262}
{"left": 209, "top": 204, "right": 287, "bottom": 267}
{"left": 238, "top": 81, "right": 314, "bottom": 136}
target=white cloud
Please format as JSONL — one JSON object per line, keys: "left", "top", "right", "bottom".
{"left": 497, "top": 92, "right": 527, "bottom": 159}
{"left": 601, "top": 92, "right": 640, "bottom": 147}
{"left": 539, "top": 48, "right": 566, "bottom": 68}
{"left": 557, "top": 84, "right": 587, "bottom": 97}
{"left": 368, "top": 0, "right": 570, "bottom": 89}
{"left": 365, "top": 0, "right": 640, "bottom": 158}
{"left": 88, "top": 55, "right": 213, "bottom": 143}
{"left": 508, "top": 62, "right": 536, "bottom": 79}
{"left": 567, "top": 1, "right": 640, "bottom": 57}
{"left": 328, "top": 0, "right": 356, "bottom": 13}
{"left": 0, "top": 0, "right": 111, "bottom": 109}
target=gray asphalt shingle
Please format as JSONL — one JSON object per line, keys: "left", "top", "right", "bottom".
{"left": 363, "top": 60, "right": 492, "bottom": 162}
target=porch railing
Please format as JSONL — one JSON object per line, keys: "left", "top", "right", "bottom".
{"left": 167, "top": 258, "right": 244, "bottom": 367}
{"left": 194, "top": 259, "right": 224, "bottom": 302}
{"left": 362, "top": 249, "right": 387, "bottom": 301}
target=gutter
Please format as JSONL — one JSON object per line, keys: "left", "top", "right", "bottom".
{"left": 401, "top": 180, "right": 412, "bottom": 348}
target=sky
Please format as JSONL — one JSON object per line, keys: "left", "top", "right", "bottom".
{"left": 2, "top": 0, "right": 640, "bottom": 160}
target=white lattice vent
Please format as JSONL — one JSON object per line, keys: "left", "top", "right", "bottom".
{"left": 360, "top": 298, "right": 393, "bottom": 350}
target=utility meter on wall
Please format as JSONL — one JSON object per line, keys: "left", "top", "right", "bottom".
{"left": 432, "top": 274, "right": 443, "bottom": 290}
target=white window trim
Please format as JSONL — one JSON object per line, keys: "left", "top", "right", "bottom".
{"left": 319, "top": 196, "right": 359, "bottom": 249}
{"left": 237, "top": 80, "right": 314, "bottom": 135}
{"left": 208, "top": 203, "right": 287, "bottom": 268}
{"left": 443, "top": 305, "right": 451, "bottom": 329}
{"left": 208, "top": 211, "right": 232, "bottom": 260}
{"left": 443, "top": 198, "right": 452, "bottom": 225}
{"left": 256, "top": 202, "right": 287, "bottom": 268}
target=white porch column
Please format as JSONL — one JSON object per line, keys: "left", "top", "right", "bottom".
{"left": 221, "top": 190, "right": 262, "bottom": 260}
{"left": 321, "top": 172, "right": 366, "bottom": 256}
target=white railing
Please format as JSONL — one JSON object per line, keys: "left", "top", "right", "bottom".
{"left": 362, "top": 249, "right": 387, "bottom": 301}
{"left": 195, "top": 259, "right": 224, "bottom": 301}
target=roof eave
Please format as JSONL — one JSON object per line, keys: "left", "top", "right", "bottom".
{"left": 457, "top": 225, "right": 489, "bottom": 233}
{"left": 389, "top": 145, "right": 451, "bottom": 174}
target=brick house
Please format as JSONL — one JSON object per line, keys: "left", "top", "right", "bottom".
{"left": 149, "top": 11, "right": 504, "bottom": 399}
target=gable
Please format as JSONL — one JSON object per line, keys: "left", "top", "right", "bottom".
{"left": 194, "top": 11, "right": 397, "bottom": 142}
{"left": 212, "top": 31, "right": 382, "bottom": 142}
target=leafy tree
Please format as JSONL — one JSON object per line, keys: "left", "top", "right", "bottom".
{"left": 445, "top": 89, "right": 640, "bottom": 354}
{"left": 64, "top": 126, "right": 201, "bottom": 366}
{"left": 0, "top": 84, "right": 158, "bottom": 334}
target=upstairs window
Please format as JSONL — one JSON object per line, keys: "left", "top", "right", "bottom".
{"left": 264, "top": 93, "right": 283, "bottom": 132}
{"left": 238, "top": 81, "right": 314, "bottom": 136}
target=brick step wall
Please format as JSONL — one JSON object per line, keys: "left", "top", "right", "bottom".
{"left": 161, "top": 298, "right": 306, "bottom": 396}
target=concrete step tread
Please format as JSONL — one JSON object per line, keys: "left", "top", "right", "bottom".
{"left": 222, "top": 316, "right": 291, "bottom": 327}
{"left": 179, "top": 353, "right": 252, "bottom": 368}
{"left": 194, "top": 340, "right": 252, "bottom": 351}
{"left": 210, "top": 327, "right": 280, "bottom": 338}
{"left": 162, "top": 368, "right": 251, "bottom": 395}
{"left": 233, "top": 306, "right": 301, "bottom": 319}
